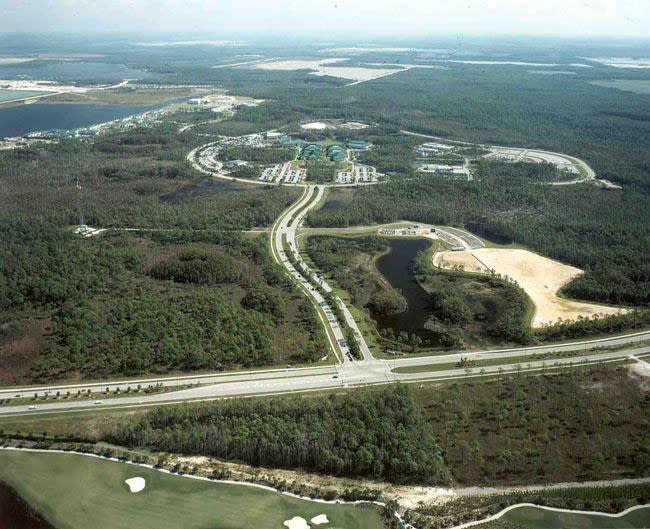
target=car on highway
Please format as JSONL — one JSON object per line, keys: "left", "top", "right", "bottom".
{"left": 94, "top": 400, "right": 103, "bottom": 405}
{"left": 28, "top": 405, "right": 37, "bottom": 410}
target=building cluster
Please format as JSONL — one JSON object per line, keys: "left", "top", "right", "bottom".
{"left": 346, "top": 139, "right": 370, "bottom": 150}
{"left": 419, "top": 164, "right": 471, "bottom": 179}
{"left": 299, "top": 143, "right": 323, "bottom": 161}
{"left": 259, "top": 162, "right": 306, "bottom": 184}
{"left": 336, "top": 164, "right": 381, "bottom": 184}
{"left": 277, "top": 134, "right": 307, "bottom": 147}
{"left": 0, "top": 136, "right": 54, "bottom": 151}
{"left": 485, "top": 148, "right": 580, "bottom": 175}
{"left": 198, "top": 145, "right": 223, "bottom": 171}
{"left": 326, "top": 144, "right": 346, "bottom": 162}
{"left": 219, "top": 133, "right": 270, "bottom": 148}
{"left": 415, "top": 142, "right": 455, "bottom": 156}
{"left": 189, "top": 93, "right": 264, "bottom": 113}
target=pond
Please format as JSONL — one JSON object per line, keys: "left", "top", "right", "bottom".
{"left": 0, "top": 102, "right": 160, "bottom": 138}
{"left": 372, "top": 238, "right": 435, "bottom": 341}
{"left": 318, "top": 188, "right": 356, "bottom": 212}
{"left": 0, "top": 480, "right": 55, "bottom": 529}
{"left": 161, "top": 178, "right": 250, "bottom": 203}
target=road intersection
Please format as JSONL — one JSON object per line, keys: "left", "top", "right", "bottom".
{"left": 1, "top": 181, "right": 648, "bottom": 418}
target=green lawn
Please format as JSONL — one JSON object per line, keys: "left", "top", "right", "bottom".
{"left": 0, "top": 451, "right": 383, "bottom": 529}
{"left": 499, "top": 505, "right": 650, "bottom": 529}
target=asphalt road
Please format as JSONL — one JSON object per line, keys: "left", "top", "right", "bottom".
{"left": 1, "top": 344, "right": 647, "bottom": 416}
{"left": 2, "top": 156, "right": 645, "bottom": 417}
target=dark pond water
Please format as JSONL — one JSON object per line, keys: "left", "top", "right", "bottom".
{"left": 0, "top": 102, "right": 159, "bottom": 138}
{"left": 372, "top": 238, "right": 435, "bottom": 341}
{"left": 0, "top": 481, "right": 55, "bottom": 529}
{"left": 161, "top": 178, "right": 249, "bottom": 203}
{"left": 319, "top": 199, "right": 348, "bottom": 211}
{"left": 319, "top": 188, "right": 355, "bottom": 211}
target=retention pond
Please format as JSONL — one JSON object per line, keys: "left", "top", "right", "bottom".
{"left": 372, "top": 238, "right": 434, "bottom": 341}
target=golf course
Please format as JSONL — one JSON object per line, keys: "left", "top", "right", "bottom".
{"left": 0, "top": 450, "right": 384, "bottom": 529}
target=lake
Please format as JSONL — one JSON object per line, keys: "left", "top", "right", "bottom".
{"left": 0, "top": 89, "right": 49, "bottom": 102}
{"left": 372, "top": 238, "right": 434, "bottom": 341}
{"left": 0, "top": 102, "right": 158, "bottom": 138}
{"left": 0, "top": 60, "right": 153, "bottom": 82}
{"left": 0, "top": 480, "right": 55, "bottom": 529}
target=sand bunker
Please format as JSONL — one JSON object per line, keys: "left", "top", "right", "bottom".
{"left": 284, "top": 516, "right": 310, "bottom": 529}
{"left": 125, "top": 477, "right": 146, "bottom": 493}
{"left": 434, "top": 248, "right": 625, "bottom": 327}
{"left": 311, "top": 514, "right": 329, "bottom": 525}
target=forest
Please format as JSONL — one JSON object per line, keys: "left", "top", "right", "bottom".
{"left": 0, "top": 126, "right": 299, "bottom": 229}
{"left": 106, "top": 384, "right": 450, "bottom": 485}
{"left": 415, "top": 366, "right": 650, "bottom": 487}
{"left": 0, "top": 220, "right": 327, "bottom": 383}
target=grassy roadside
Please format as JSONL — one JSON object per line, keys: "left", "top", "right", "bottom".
{"left": 392, "top": 346, "right": 640, "bottom": 374}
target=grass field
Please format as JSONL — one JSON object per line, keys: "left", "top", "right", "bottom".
{"left": 498, "top": 504, "right": 650, "bottom": 528}
{"left": 0, "top": 450, "right": 383, "bottom": 529}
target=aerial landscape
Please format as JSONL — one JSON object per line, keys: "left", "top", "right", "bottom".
{"left": 0, "top": 1, "right": 649, "bottom": 528}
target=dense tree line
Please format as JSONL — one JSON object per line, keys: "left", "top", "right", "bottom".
{"left": 106, "top": 385, "right": 450, "bottom": 484}
{"left": 416, "top": 366, "right": 650, "bottom": 487}
{"left": 306, "top": 236, "right": 401, "bottom": 312}
{"left": 149, "top": 249, "right": 243, "bottom": 285}
{"left": 220, "top": 146, "right": 296, "bottom": 165}
{"left": 0, "top": 217, "right": 327, "bottom": 382}
{"left": 0, "top": 129, "right": 299, "bottom": 230}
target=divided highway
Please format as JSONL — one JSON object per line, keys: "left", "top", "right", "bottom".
{"left": 1, "top": 183, "right": 649, "bottom": 417}
{"left": 2, "top": 146, "right": 647, "bottom": 417}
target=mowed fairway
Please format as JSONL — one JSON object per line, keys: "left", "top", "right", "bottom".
{"left": 500, "top": 505, "right": 650, "bottom": 529}
{"left": 0, "top": 451, "right": 384, "bottom": 529}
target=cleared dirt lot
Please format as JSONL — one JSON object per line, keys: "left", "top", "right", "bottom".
{"left": 433, "top": 251, "right": 487, "bottom": 274}
{"left": 254, "top": 58, "right": 405, "bottom": 84}
{"left": 434, "top": 248, "right": 625, "bottom": 327}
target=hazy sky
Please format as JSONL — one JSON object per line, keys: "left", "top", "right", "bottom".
{"left": 1, "top": 0, "right": 648, "bottom": 38}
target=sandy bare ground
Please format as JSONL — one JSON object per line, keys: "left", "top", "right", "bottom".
{"left": 433, "top": 251, "right": 487, "bottom": 274}
{"left": 434, "top": 248, "right": 625, "bottom": 327}
{"left": 167, "top": 453, "right": 650, "bottom": 510}
{"left": 254, "top": 58, "right": 405, "bottom": 84}
{"left": 301, "top": 121, "right": 335, "bottom": 130}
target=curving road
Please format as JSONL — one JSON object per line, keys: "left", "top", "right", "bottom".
{"left": 1, "top": 182, "right": 649, "bottom": 417}
{"left": 1, "top": 140, "right": 645, "bottom": 417}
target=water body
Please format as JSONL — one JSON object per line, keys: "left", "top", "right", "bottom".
{"left": 319, "top": 188, "right": 356, "bottom": 211}
{"left": 0, "top": 102, "right": 158, "bottom": 138}
{"left": 0, "top": 60, "right": 153, "bottom": 82}
{"left": 0, "top": 89, "right": 48, "bottom": 102}
{"left": 372, "top": 238, "right": 434, "bottom": 340}
{"left": 161, "top": 178, "right": 248, "bottom": 203}
{"left": 0, "top": 481, "right": 55, "bottom": 529}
